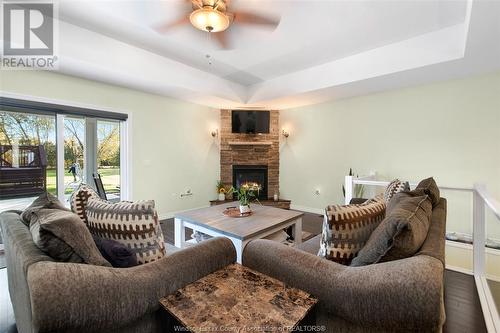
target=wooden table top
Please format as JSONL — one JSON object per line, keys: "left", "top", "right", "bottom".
{"left": 160, "top": 264, "right": 317, "bottom": 333}
{"left": 175, "top": 202, "right": 304, "bottom": 240}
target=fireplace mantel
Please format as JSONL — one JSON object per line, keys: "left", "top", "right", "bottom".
{"left": 228, "top": 141, "right": 273, "bottom": 146}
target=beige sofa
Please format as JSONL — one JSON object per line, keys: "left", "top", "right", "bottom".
{"left": 243, "top": 198, "right": 447, "bottom": 332}
{"left": 0, "top": 211, "right": 236, "bottom": 333}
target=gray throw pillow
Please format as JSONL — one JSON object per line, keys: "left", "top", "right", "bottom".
{"left": 21, "top": 192, "right": 68, "bottom": 226}
{"left": 350, "top": 192, "right": 432, "bottom": 266}
{"left": 415, "top": 177, "right": 440, "bottom": 207}
{"left": 30, "top": 208, "right": 111, "bottom": 266}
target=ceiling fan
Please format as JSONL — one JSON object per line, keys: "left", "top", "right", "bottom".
{"left": 154, "top": 0, "right": 280, "bottom": 49}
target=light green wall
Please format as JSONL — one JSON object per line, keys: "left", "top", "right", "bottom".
{"left": 280, "top": 71, "right": 500, "bottom": 273}
{"left": 0, "top": 71, "right": 220, "bottom": 218}
{"left": 2, "top": 69, "right": 500, "bottom": 273}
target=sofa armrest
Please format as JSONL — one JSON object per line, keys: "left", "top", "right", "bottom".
{"left": 243, "top": 239, "right": 444, "bottom": 331}
{"left": 28, "top": 237, "right": 236, "bottom": 332}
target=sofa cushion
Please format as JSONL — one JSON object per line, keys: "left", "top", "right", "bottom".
{"left": 21, "top": 192, "right": 67, "bottom": 226}
{"left": 384, "top": 179, "right": 410, "bottom": 203}
{"left": 29, "top": 208, "right": 111, "bottom": 266}
{"left": 351, "top": 192, "right": 432, "bottom": 266}
{"left": 70, "top": 184, "right": 100, "bottom": 225}
{"left": 86, "top": 198, "right": 166, "bottom": 264}
{"left": 92, "top": 235, "right": 138, "bottom": 268}
{"left": 415, "top": 177, "right": 440, "bottom": 206}
{"left": 318, "top": 195, "right": 386, "bottom": 265}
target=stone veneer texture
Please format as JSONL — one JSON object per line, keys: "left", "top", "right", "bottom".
{"left": 220, "top": 110, "right": 280, "bottom": 198}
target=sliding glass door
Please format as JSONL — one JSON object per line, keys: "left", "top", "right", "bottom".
{"left": 0, "top": 111, "right": 57, "bottom": 205}
{"left": 1, "top": 108, "right": 127, "bottom": 210}
{"left": 56, "top": 115, "right": 124, "bottom": 202}
{"left": 97, "top": 120, "right": 120, "bottom": 200}
{"left": 0, "top": 98, "right": 128, "bottom": 255}
{"left": 62, "top": 116, "right": 86, "bottom": 197}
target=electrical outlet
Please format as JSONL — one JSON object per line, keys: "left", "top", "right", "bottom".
{"left": 315, "top": 189, "right": 321, "bottom": 195}
{"left": 180, "top": 189, "right": 193, "bottom": 198}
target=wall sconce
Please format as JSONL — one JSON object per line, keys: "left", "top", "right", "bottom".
{"left": 282, "top": 129, "right": 290, "bottom": 138}
{"left": 211, "top": 129, "right": 219, "bottom": 138}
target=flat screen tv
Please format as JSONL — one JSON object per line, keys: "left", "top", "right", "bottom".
{"left": 231, "top": 110, "right": 270, "bottom": 134}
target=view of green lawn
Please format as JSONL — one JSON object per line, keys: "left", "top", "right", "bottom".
{"left": 46, "top": 168, "right": 120, "bottom": 195}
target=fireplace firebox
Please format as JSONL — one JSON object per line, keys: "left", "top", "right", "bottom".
{"left": 232, "top": 165, "right": 268, "bottom": 200}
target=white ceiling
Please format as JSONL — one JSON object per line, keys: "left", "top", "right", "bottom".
{"left": 7, "top": 0, "right": 500, "bottom": 109}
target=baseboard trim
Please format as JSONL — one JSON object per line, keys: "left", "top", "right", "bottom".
{"left": 446, "top": 264, "right": 473, "bottom": 275}
{"left": 290, "top": 204, "right": 324, "bottom": 215}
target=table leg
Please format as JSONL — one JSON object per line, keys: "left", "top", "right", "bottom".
{"left": 223, "top": 238, "right": 248, "bottom": 264}
{"left": 174, "top": 218, "right": 185, "bottom": 248}
{"left": 292, "top": 217, "right": 303, "bottom": 246}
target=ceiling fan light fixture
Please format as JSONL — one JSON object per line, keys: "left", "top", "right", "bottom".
{"left": 189, "top": 6, "right": 230, "bottom": 33}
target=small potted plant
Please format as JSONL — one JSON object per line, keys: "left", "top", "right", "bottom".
{"left": 216, "top": 180, "right": 226, "bottom": 201}
{"left": 229, "top": 182, "right": 261, "bottom": 214}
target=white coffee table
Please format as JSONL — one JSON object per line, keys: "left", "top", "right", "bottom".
{"left": 174, "top": 202, "right": 304, "bottom": 263}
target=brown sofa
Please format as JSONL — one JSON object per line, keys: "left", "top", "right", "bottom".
{"left": 0, "top": 211, "right": 237, "bottom": 333}
{"left": 243, "top": 198, "right": 447, "bottom": 333}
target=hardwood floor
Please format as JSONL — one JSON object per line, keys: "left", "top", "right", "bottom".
{"left": 0, "top": 212, "right": 489, "bottom": 333}
{"left": 0, "top": 269, "right": 16, "bottom": 333}
{"left": 443, "top": 270, "right": 487, "bottom": 332}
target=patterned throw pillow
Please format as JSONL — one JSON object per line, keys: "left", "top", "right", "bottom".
{"left": 318, "top": 195, "right": 386, "bottom": 265}
{"left": 85, "top": 198, "right": 166, "bottom": 265}
{"left": 384, "top": 179, "right": 410, "bottom": 203}
{"left": 70, "top": 184, "right": 100, "bottom": 225}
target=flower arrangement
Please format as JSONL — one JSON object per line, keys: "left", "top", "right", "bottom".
{"left": 216, "top": 180, "right": 226, "bottom": 194}
{"left": 229, "top": 182, "right": 261, "bottom": 213}
{"left": 216, "top": 180, "right": 227, "bottom": 201}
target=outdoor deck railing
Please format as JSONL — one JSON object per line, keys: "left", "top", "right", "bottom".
{"left": 345, "top": 175, "right": 500, "bottom": 333}
{"left": 0, "top": 145, "right": 48, "bottom": 198}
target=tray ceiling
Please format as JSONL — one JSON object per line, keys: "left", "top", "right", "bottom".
{"left": 4, "top": 0, "right": 500, "bottom": 109}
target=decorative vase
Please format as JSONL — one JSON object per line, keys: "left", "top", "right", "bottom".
{"left": 218, "top": 193, "right": 226, "bottom": 201}
{"left": 239, "top": 204, "right": 251, "bottom": 214}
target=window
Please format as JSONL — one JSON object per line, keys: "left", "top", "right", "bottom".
{"left": 97, "top": 120, "right": 121, "bottom": 199}
{"left": 0, "top": 98, "right": 128, "bottom": 210}
{"left": 0, "top": 111, "right": 57, "bottom": 200}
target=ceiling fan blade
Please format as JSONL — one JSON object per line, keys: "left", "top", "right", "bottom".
{"left": 154, "top": 16, "right": 190, "bottom": 33}
{"left": 191, "top": 0, "right": 203, "bottom": 9}
{"left": 213, "top": 31, "right": 230, "bottom": 49}
{"left": 232, "top": 11, "right": 279, "bottom": 27}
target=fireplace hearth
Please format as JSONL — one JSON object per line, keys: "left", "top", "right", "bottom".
{"left": 232, "top": 165, "right": 268, "bottom": 200}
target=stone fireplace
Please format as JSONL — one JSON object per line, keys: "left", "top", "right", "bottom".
{"left": 232, "top": 165, "right": 268, "bottom": 200}
{"left": 220, "top": 110, "right": 280, "bottom": 199}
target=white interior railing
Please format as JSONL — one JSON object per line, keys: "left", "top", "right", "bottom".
{"left": 345, "top": 175, "right": 500, "bottom": 333}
